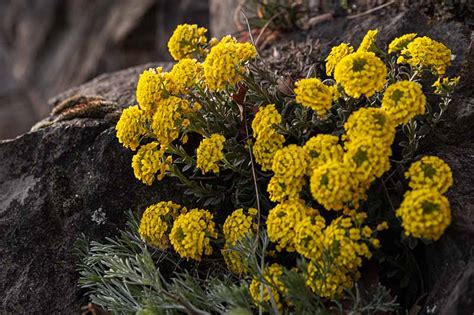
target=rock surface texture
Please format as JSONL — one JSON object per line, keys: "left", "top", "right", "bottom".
{"left": 0, "top": 8, "right": 473, "bottom": 315}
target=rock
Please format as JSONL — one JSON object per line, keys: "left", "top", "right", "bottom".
{"left": 0, "top": 63, "right": 188, "bottom": 314}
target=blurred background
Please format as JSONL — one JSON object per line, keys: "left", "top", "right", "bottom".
{"left": 0, "top": 0, "right": 472, "bottom": 140}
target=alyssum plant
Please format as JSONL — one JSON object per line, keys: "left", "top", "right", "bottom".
{"left": 77, "top": 24, "right": 459, "bottom": 314}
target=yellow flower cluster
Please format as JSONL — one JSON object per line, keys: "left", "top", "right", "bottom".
{"left": 196, "top": 134, "right": 226, "bottom": 174}
{"left": 405, "top": 156, "right": 453, "bottom": 193}
{"left": 252, "top": 105, "right": 285, "bottom": 171}
{"left": 381, "top": 80, "right": 426, "bottom": 125}
{"left": 398, "top": 36, "right": 452, "bottom": 76}
{"left": 251, "top": 104, "right": 282, "bottom": 139}
{"left": 167, "top": 24, "right": 207, "bottom": 61}
{"left": 116, "top": 105, "right": 147, "bottom": 151}
{"left": 266, "top": 199, "right": 317, "bottom": 252}
{"left": 136, "top": 67, "right": 167, "bottom": 114}
{"left": 151, "top": 96, "right": 190, "bottom": 147}
{"left": 132, "top": 142, "right": 172, "bottom": 185}
{"left": 343, "top": 137, "right": 392, "bottom": 186}
{"left": 310, "top": 161, "right": 361, "bottom": 211}
{"left": 249, "top": 264, "right": 287, "bottom": 309}
{"left": 343, "top": 107, "right": 396, "bottom": 147}
{"left": 303, "top": 134, "right": 344, "bottom": 173}
{"left": 388, "top": 33, "right": 417, "bottom": 54}
{"left": 305, "top": 216, "right": 378, "bottom": 298}
{"left": 325, "top": 43, "right": 354, "bottom": 76}
{"left": 267, "top": 145, "right": 308, "bottom": 202}
{"left": 294, "top": 214, "right": 326, "bottom": 260}
{"left": 294, "top": 78, "right": 333, "bottom": 118}
{"left": 169, "top": 208, "right": 218, "bottom": 260}
{"left": 222, "top": 208, "right": 257, "bottom": 275}
{"left": 203, "top": 36, "right": 257, "bottom": 91}
{"left": 396, "top": 188, "right": 451, "bottom": 240}
{"left": 334, "top": 51, "right": 387, "bottom": 98}
{"left": 432, "top": 76, "right": 460, "bottom": 94}
{"left": 167, "top": 58, "right": 203, "bottom": 95}
{"left": 357, "top": 29, "right": 378, "bottom": 53}
{"left": 139, "top": 201, "right": 187, "bottom": 249}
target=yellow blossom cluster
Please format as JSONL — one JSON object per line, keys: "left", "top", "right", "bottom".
{"left": 167, "top": 24, "right": 208, "bottom": 61}
{"left": 343, "top": 107, "right": 396, "bottom": 147}
{"left": 396, "top": 188, "right": 451, "bottom": 240}
{"left": 251, "top": 105, "right": 285, "bottom": 171}
{"left": 294, "top": 214, "right": 326, "bottom": 260}
{"left": 169, "top": 208, "right": 218, "bottom": 261}
{"left": 432, "top": 76, "right": 460, "bottom": 94}
{"left": 388, "top": 33, "right": 417, "bottom": 54}
{"left": 167, "top": 58, "right": 203, "bottom": 95}
{"left": 116, "top": 105, "right": 147, "bottom": 151}
{"left": 294, "top": 78, "right": 333, "bottom": 118}
{"left": 325, "top": 43, "right": 354, "bottom": 76}
{"left": 139, "top": 201, "right": 187, "bottom": 249}
{"left": 397, "top": 36, "right": 452, "bottom": 76}
{"left": 303, "top": 134, "right": 344, "bottom": 173}
{"left": 334, "top": 51, "right": 387, "bottom": 98}
{"left": 249, "top": 264, "right": 287, "bottom": 309}
{"left": 132, "top": 142, "right": 172, "bottom": 185}
{"left": 405, "top": 156, "right": 453, "bottom": 193}
{"left": 136, "top": 67, "right": 167, "bottom": 114}
{"left": 357, "top": 29, "right": 378, "bottom": 53}
{"left": 305, "top": 216, "right": 378, "bottom": 298}
{"left": 222, "top": 208, "right": 258, "bottom": 275}
{"left": 397, "top": 156, "right": 453, "bottom": 240}
{"left": 151, "top": 96, "right": 190, "bottom": 147}
{"left": 381, "top": 80, "right": 426, "bottom": 125}
{"left": 310, "top": 161, "right": 362, "bottom": 211}
{"left": 267, "top": 145, "right": 308, "bottom": 202}
{"left": 266, "top": 199, "right": 318, "bottom": 252}
{"left": 203, "top": 36, "right": 257, "bottom": 91}
{"left": 196, "top": 134, "right": 226, "bottom": 174}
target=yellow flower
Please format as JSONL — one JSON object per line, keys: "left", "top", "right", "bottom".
{"left": 381, "top": 80, "right": 426, "bottom": 125}
{"left": 377, "top": 221, "right": 389, "bottom": 231}
{"left": 325, "top": 43, "right": 354, "bottom": 76}
{"left": 167, "top": 24, "right": 208, "bottom": 61}
{"left": 294, "top": 214, "right": 326, "bottom": 260}
{"left": 310, "top": 161, "right": 361, "bottom": 211}
{"left": 398, "top": 36, "right": 451, "bottom": 76}
{"left": 267, "top": 175, "right": 305, "bottom": 202}
{"left": 132, "top": 142, "right": 171, "bottom": 185}
{"left": 343, "top": 137, "right": 392, "bottom": 185}
{"left": 222, "top": 208, "right": 257, "bottom": 275}
{"left": 151, "top": 96, "right": 189, "bottom": 147}
{"left": 139, "top": 201, "right": 187, "bottom": 249}
{"left": 166, "top": 58, "right": 203, "bottom": 95}
{"left": 343, "top": 107, "right": 396, "bottom": 147}
{"left": 253, "top": 133, "right": 285, "bottom": 171}
{"left": 196, "top": 134, "right": 225, "bottom": 174}
{"left": 396, "top": 188, "right": 451, "bottom": 240}
{"left": 294, "top": 78, "right": 333, "bottom": 118}
{"left": 432, "top": 76, "right": 460, "bottom": 94}
{"left": 306, "top": 261, "right": 355, "bottom": 299}
{"left": 328, "top": 84, "right": 342, "bottom": 101}
{"left": 203, "top": 36, "right": 256, "bottom": 91}
{"left": 334, "top": 51, "right": 387, "bottom": 98}
{"left": 266, "top": 199, "right": 317, "bottom": 252}
{"left": 357, "top": 29, "right": 378, "bottom": 53}
{"left": 303, "top": 134, "right": 344, "bottom": 173}
{"left": 251, "top": 104, "right": 282, "bottom": 140}
{"left": 305, "top": 216, "right": 376, "bottom": 299}
{"left": 169, "top": 208, "right": 218, "bottom": 260}
{"left": 249, "top": 264, "right": 287, "bottom": 309}
{"left": 272, "top": 144, "right": 308, "bottom": 178}
{"left": 405, "top": 156, "right": 453, "bottom": 193}
{"left": 136, "top": 68, "right": 167, "bottom": 114}
{"left": 116, "top": 105, "right": 147, "bottom": 151}
{"left": 388, "top": 33, "right": 417, "bottom": 54}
